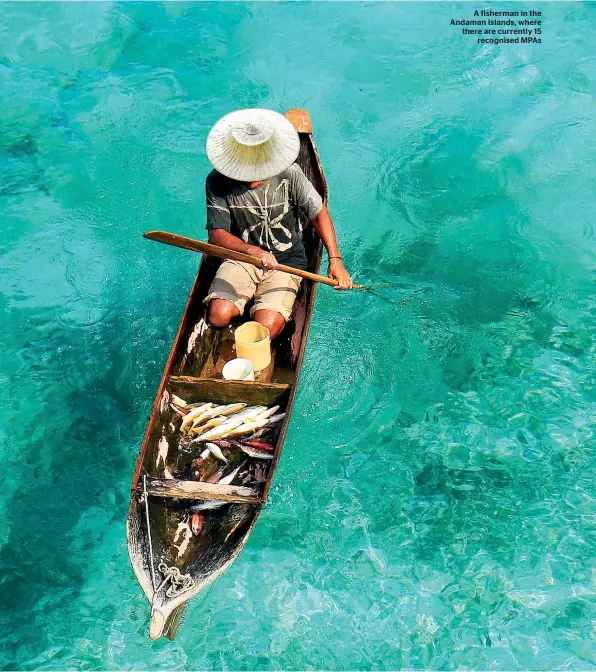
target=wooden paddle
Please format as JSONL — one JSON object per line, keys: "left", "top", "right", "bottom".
{"left": 143, "top": 230, "right": 360, "bottom": 288}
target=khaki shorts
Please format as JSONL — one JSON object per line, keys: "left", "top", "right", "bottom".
{"left": 204, "top": 260, "right": 302, "bottom": 322}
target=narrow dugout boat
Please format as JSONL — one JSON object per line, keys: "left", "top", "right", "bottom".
{"left": 127, "top": 109, "right": 327, "bottom": 640}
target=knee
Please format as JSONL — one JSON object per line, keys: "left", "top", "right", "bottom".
{"left": 253, "top": 310, "right": 285, "bottom": 339}
{"left": 208, "top": 300, "right": 237, "bottom": 328}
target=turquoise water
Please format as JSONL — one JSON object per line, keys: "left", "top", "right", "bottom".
{"left": 2, "top": 1, "right": 596, "bottom": 668}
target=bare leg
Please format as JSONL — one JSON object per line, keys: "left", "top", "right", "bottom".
{"left": 253, "top": 309, "right": 286, "bottom": 339}
{"left": 209, "top": 299, "right": 240, "bottom": 328}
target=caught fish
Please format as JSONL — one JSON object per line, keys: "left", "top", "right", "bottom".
{"left": 220, "top": 465, "right": 241, "bottom": 485}
{"left": 205, "top": 442, "right": 228, "bottom": 463}
{"left": 192, "top": 407, "right": 267, "bottom": 441}
{"left": 223, "top": 419, "right": 269, "bottom": 438}
{"left": 195, "top": 402, "right": 248, "bottom": 426}
{"left": 171, "top": 394, "right": 189, "bottom": 408}
{"left": 189, "top": 404, "right": 230, "bottom": 427}
{"left": 190, "top": 415, "right": 227, "bottom": 435}
{"left": 170, "top": 404, "right": 188, "bottom": 417}
{"left": 268, "top": 413, "right": 285, "bottom": 424}
{"left": 254, "top": 405, "right": 280, "bottom": 420}
{"left": 196, "top": 418, "right": 245, "bottom": 442}
{"left": 224, "top": 406, "right": 267, "bottom": 424}
{"left": 180, "top": 403, "right": 214, "bottom": 431}
{"left": 240, "top": 445, "right": 274, "bottom": 460}
{"left": 205, "top": 469, "right": 225, "bottom": 484}
{"left": 191, "top": 500, "right": 226, "bottom": 511}
{"left": 244, "top": 440, "right": 275, "bottom": 452}
{"left": 191, "top": 513, "right": 204, "bottom": 536}
{"left": 213, "top": 439, "right": 233, "bottom": 449}
{"left": 218, "top": 402, "right": 248, "bottom": 416}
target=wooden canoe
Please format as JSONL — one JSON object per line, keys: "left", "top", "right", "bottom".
{"left": 126, "top": 109, "right": 327, "bottom": 640}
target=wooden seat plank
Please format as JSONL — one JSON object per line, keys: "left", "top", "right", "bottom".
{"left": 142, "top": 476, "right": 262, "bottom": 504}
{"left": 168, "top": 376, "right": 291, "bottom": 406}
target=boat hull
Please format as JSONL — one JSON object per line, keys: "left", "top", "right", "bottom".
{"left": 126, "top": 109, "right": 328, "bottom": 640}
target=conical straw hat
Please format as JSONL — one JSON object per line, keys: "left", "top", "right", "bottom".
{"left": 206, "top": 108, "right": 300, "bottom": 182}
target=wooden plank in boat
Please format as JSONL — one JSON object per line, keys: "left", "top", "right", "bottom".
{"left": 143, "top": 477, "right": 262, "bottom": 503}
{"left": 169, "top": 376, "right": 291, "bottom": 406}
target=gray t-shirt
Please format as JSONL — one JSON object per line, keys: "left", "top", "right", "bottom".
{"left": 205, "top": 163, "right": 323, "bottom": 270}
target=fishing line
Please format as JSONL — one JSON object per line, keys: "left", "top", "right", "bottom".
{"left": 143, "top": 474, "right": 158, "bottom": 593}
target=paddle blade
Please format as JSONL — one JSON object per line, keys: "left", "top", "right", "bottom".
{"left": 143, "top": 231, "right": 213, "bottom": 256}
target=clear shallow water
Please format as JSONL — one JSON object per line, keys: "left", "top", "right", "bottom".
{"left": 2, "top": 1, "right": 596, "bottom": 669}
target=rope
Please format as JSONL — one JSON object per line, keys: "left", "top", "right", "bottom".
{"left": 157, "top": 562, "right": 194, "bottom": 598}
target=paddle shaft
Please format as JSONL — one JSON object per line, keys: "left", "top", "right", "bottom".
{"left": 144, "top": 231, "right": 353, "bottom": 288}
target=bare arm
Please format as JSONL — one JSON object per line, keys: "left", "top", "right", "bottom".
{"left": 208, "top": 229, "right": 278, "bottom": 270}
{"left": 312, "top": 205, "right": 353, "bottom": 289}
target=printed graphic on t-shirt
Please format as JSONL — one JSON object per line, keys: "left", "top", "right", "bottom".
{"left": 231, "top": 179, "right": 293, "bottom": 252}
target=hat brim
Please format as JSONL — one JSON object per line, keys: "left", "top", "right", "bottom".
{"left": 206, "top": 109, "right": 300, "bottom": 182}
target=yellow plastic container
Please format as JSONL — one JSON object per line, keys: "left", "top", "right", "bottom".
{"left": 234, "top": 321, "right": 271, "bottom": 372}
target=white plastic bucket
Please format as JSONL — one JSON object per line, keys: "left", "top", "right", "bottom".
{"left": 222, "top": 357, "right": 255, "bottom": 381}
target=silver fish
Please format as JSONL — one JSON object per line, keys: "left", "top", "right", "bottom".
{"left": 219, "top": 465, "right": 241, "bottom": 485}
{"left": 240, "top": 445, "right": 274, "bottom": 460}
{"left": 196, "top": 418, "right": 245, "bottom": 442}
{"left": 190, "top": 415, "right": 227, "bottom": 436}
{"left": 190, "top": 404, "right": 231, "bottom": 427}
{"left": 191, "top": 500, "right": 227, "bottom": 511}
{"left": 205, "top": 442, "right": 228, "bottom": 463}
{"left": 223, "top": 406, "right": 267, "bottom": 424}
{"left": 223, "top": 419, "right": 269, "bottom": 438}
{"left": 254, "top": 405, "right": 280, "bottom": 420}
{"left": 199, "top": 402, "right": 247, "bottom": 424}
{"left": 171, "top": 394, "right": 189, "bottom": 408}
{"left": 218, "top": 403, "right": 248, "bottom": 416}
{"left": 268, "top": 413, "right": 285, "bottom": 424}
{"left": 199, "top": 447, "right": 211, "bottom": 459}
{"left": 180, "top": 403, "right": 213, "bottom": 431}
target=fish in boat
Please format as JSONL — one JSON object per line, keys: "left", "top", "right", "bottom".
{"left": 254, "top": 405, "right": 280, "bottom": 420}
{"left": 217, "top": 418, "right": 269, "bottom": 439}
{"left": 239, "top": 445, "right": 274, "bottom": 460}
{"left": 243, "top": 440, "right": 276, "bottom": 452}
{"left": 180, "top": 403, "right": 214, "bottom": 431}
{"left": 127, "top": 108, "right": 328, "bottom": 640}
{"left": 194, "top": 418, "right": 245, "bottom": 442}
{"left": 171, "top": 394, "right": 189, "bottom": 408}
{"left": 204, "top": 442, "right": 227, "bottom": 463}
{"left": 189, "top": 415, "right": 227, "bottom": 436}
{"left": 191, "top": 513, "right": 204, "bottom": 536}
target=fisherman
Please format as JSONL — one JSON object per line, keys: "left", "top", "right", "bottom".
{"left": 204, "top": 108, "right": 353, "bottom": 338}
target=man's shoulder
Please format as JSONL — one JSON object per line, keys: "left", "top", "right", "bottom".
{"left": 206, "top": 169, "right": 234, "bottom": 195}
{"left": 278, "top": 163, "right": 306, "bottom": 188}
{"left": 283, "top": 163, "right": 303, "bottom": 179}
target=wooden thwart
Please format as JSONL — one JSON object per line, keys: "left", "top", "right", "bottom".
{"left": 142, "top": 477, "right": 262, "bottom": 504}
{"left": 169, "top": 376, "right": 291, "bottom": 406}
